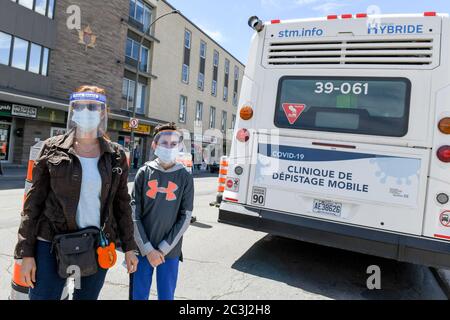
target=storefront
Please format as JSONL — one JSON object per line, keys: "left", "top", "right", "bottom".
{"left": 108, "top": 119, "right": 153, "bottom": 167}
{"left": 0, "top": 100, "right": 67, "bottom": 164}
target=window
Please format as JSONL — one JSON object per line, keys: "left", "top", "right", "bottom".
{"left": 200, "top": 41, "right": 206, "bottom": 58}
{"left": 221, "top": 111, "right": 227, "bottom": 132}
{"left": 182, "top": 64, "right": 189, "bottom": 83}
{"left": 274, "top": 76, "right": 411, "bottom": 137}
{"left": 11, "top": 37, "right": 28, "bottom": 70}
{"left": 125, "top": 38, "right": 150, "bottom": 72}
{"left": 179, "top": 95, "right": 187, "bottom": 123}
{"left": 213, "top": 50, "right": 219, "bottom": 67}
{"left": 34, "top": 0, "right": 47, "bottom": 15}
{"left": 122, "top": 79, "right": 145, "bottom": 114}
{"left": 198, "top": 41, "right": 206, "bottom": 91}
{"left": 211, "top": 80, "right": 217, "bottom": 96}
{"left": 2, "top": 32, "right": 50, "bottom": 75}
{"left": 209, "top": 106, "right": 216, "bottom": 128}
{"left": 225, "top": 59, "right": 230, "bottom": 74}
{"left": 12, "top": 0, "right": 54, "bottom": 18}
{"left": 0, "top": 32, "right": 12, "bottom": 66}
{"left": 136, "top": 82, "right": 146, "bottom": 114}
{"left": 231, "top": 114, "right": 236, "bottom": 129}
{"left": 223, "top": 87, "right": 228, "bottom": 102}
{"left": 129, "top": 0, "right": 153, "bottom": 32}
{"left": 197, "top": 73, "right": 204, "bottom": 91}
{"left": 28, "top": 43, "right": 42, "bottom": 74}
{"left": 47, "top": 0, "right": 54, "bottom": 18}
{"left": 233, "top": 66, "right": 239, "bottom": 106}
{"left": 18, "top": 0, "right": 33, "bottom": 10}
{"left": 184, "top": 30, "right": 191, "bottom": 49}
{"left": 122, "top": 78, "right": 135, "bottom": 110}
{"left": 140, "top": 46, "right": 149, "bottom": 72}
{"left": 195, "top": 101, "right": 203, "bottom": 122}
{"left": 41, "top": 47, "right": 49, "bottom": 76}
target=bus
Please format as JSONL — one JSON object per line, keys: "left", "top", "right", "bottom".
{"left": 219, "top": 12, "right": 450, "bottom": 268}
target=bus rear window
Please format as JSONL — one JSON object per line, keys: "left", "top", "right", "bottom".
{"left": 274, "top": 77, "right": 411, "bottom": 137}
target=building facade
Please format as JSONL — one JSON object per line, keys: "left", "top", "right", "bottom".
{"left": 0, "top": 0, "right": 243, "bottom": 165}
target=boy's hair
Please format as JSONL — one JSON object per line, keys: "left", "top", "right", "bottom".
{"left": 153, "top": 122, "right": 183, "bottom": 144}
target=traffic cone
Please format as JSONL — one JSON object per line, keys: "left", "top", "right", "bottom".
{"left": 9, "top": 260, "right": 29, "bottom": 300}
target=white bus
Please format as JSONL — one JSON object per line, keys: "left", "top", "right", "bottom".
{"left": 219, "top": 12, "right": 450, "bottom": 268}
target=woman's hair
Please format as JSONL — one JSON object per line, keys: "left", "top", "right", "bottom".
{"left": 153, "top": 122, "right": 182, "bottom": 144}
{"left": 75, "top": 85, "right": 106, "bottom": 95}
{"left": 74, "top": 85, "right": 110, "bottom": 140}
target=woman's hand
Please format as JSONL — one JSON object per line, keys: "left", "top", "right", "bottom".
{"left": 125, "top": 251, "right": 139, "bottom": 274}
{"left": 21, "top": 257, "right": 36, "bottom": 288}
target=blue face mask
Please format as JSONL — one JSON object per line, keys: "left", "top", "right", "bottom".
{"left": 155, "top": 145, "right": 179, "bottom": 164}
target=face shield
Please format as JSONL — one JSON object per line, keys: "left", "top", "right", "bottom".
{"left": 68, "top": 92, "right": 107, "bottom": 138}
{"left": 151, "top": 130, "right": 187, "bottom": 164}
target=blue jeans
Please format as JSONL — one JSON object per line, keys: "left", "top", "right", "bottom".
{"left": 129, "top": 255, "right": 179, "bottom": 300}
{"left": 29, "top": 240, "right": 107, "bottom": 300}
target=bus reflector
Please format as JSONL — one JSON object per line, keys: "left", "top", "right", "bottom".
{"left": 341, "top": 14, "right": 353, "bottom": 19}
{"left": 424, "top": 12, "right": 437, "bottom": 17}
{"left": 327, "top": 15, "right": 338, "bottom": 20}
{"left": 240, "top": 105, "right": 254, "bottom": 120}
{"left": 437, "top": 146, "right": 450, "bottom": 163}
{"left": 356, "top": 13, "right": 368, "bottom": 18}
{"left": 236, "top": 129, "right": 250, "bottom": 142}
{"left": 225, "top": 197, "right": 238, "bottom": 203}
{"left": 271, "top": 19, "right": 281, "bottom": 24}
{"left": 439, "top": 118, "right": 450, "bottom": 134}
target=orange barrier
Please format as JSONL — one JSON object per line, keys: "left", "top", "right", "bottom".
{"left": 216, "top": 156, "right": 229, "bottom": 202}
{"left": 10, "top": 141, "right": 68, "bottom": 300}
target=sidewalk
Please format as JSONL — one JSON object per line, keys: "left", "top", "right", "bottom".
{"left": 0, "top": 165, "right": 27, "bottom": 182}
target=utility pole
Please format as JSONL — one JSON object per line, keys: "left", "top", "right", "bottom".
{"left": 130, "top": 9, "right": 180, "bottom": 163}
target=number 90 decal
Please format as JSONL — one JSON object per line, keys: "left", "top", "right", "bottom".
{"left": 251, "top": 187, "right": 266, "bottom": 206}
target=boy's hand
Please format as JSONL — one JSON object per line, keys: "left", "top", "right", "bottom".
{"left": 147, "top": 250, "right": 165, "bottom": 268}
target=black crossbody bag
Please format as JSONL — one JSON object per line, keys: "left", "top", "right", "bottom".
{"left": 52, "top": 227, "right": 100, "bottom": 279}
{"left": 50, "top": 149, "right": 122, "bottom": 279}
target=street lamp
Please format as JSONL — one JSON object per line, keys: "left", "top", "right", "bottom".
{"left": 129, "top": 9, "right": 180, "bottom": 164}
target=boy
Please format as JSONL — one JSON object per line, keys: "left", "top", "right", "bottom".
{"left": 130, "top": 123, "right": 194, "bottom": 300}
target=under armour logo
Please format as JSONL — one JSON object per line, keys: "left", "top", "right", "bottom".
{"left": 146, "top": 180, "right": 178, "bottom": 201}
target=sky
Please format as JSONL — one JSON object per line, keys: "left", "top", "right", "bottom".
{"left": 166, "top": 0, "right": 450, "bottom": 65}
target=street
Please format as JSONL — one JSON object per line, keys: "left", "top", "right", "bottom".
{"left": 0, "top": 174, "right": 447, "bottom": 300}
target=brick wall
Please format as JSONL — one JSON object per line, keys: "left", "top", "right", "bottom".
{"left": 49, "top": 0, "right": 129, "bottom": 111}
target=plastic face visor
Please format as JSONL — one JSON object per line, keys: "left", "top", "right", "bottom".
{"left": 154, "top": 130, "right": 185, "bottom": 150}
{"left": 69, "top": 92, "right": 107, "bottom": 111}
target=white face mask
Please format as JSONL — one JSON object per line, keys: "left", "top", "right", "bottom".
{"left": 72, "top": 109, "right": 101, "bottom": 132}
{"left": 155, "top": 146, "right": 179, "bottom": 164}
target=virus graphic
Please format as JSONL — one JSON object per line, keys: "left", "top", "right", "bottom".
{"left": 370, "top": 157, "right": 421, "bottom": 185}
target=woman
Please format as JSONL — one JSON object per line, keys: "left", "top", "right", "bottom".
{"left": 14, "top": 85, "right": 138, "bottom": 300}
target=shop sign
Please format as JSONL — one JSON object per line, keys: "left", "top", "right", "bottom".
{"left": 0, "top": 103, "right": 12, "bottom": 116}
{"left": 11, "top": 104, "right": 37, "bottom": 119}
{"left": 122, "top": 122, "right": 151, "bottom": 135}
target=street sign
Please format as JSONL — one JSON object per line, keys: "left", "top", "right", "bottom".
{"left": 129, "top": 118, "right": 139, "bottom": 129}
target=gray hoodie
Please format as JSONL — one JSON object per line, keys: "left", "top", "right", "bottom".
{"left": 131, "top": 159, "right": 194, "bottom": 259}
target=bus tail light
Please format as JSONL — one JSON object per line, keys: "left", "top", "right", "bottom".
{"left": 240, "top": 105, "right": 254, "bottom": 120}
{"left": 424, "top": 12, "right": 437, "bottom": 17}
{"left": 236, "top": 129, "right": 250, "bottom": 142}
{"left": 437, "top": 146, "right": 450, "bottom": 163}
{"left": 438, "top": 118, "right": 450, "bottom": 134}
{"left": 327, "top": 15, "right": 338, "bottom": 20}
{"left": 271, "top": 19, "right": 281, "bottom": 24}
{"left": 356, "top": 13, "right": 368, "bottom": 18}
{"left": 341, "top": 14, "right": 353, "bottom": 19}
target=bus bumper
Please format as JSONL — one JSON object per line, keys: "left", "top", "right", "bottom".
{"left": 218, "top": 202, "right": 450, "bottom": 269}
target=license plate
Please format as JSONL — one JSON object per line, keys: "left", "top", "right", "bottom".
{"left": 313, "top": 199, "right": 342, "bottom": 217}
